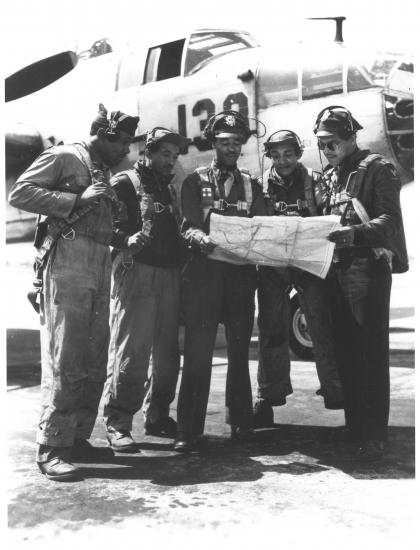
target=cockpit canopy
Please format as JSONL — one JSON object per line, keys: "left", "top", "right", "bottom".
{"left": 142, "top": 30, "right": 257, "bottom": 83}
{"left": 256, "top": 48, "right": 377, "bottom": 109}
{"left": 185, "top": 31, "right": 257, "bottom": 76}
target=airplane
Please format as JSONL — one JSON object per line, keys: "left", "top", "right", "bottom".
{"left": 5, "top": 17, "right": 414, "bottom": 239}
{"left": 4, "top": 17, "right": 414, "bottom": 358}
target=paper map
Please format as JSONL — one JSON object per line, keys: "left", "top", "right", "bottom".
{"left": 208, "top": 214, "right": 341, "bottom": 279}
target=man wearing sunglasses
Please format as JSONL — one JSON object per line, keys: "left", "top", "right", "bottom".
{"left": 314, "top": 106, "right": 408, "bottom": 461}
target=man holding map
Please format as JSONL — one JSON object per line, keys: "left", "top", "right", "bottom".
{"left": 253, "top": 130, "right": 344, "bottom": 428}
{"left": 174, "top": 111, "right": 264, "bottom": 452}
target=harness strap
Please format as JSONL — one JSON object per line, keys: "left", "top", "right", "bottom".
{"left": 121, "top": 168, "right": 141, "bottom": 191}
{"left": 196, "top": 166, "right": 253, "bottom": 221}
{"left": 304, "top": 167, "right": 322, "bottom": 215}
{"left": 345, "top": 154, "right": 383, "bottom": 197}
{"left": 122, "top": 168, "right": 173, "bottom": 213}
{"left": 262, "top": 168, "right": 270, "bottom": 194}
{"left": 351, "top": 197, "right": 393, "bottom": 267}
{"left": 196, "top": 166, "right": 214, "bottom": 222}
{"left": 28, "top": 144, "right": 102, "bottom": 313}
{"left": 262, "top": 166, "right": 321, "bottom": 216}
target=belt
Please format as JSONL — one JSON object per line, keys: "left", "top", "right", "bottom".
{"left": 275, "top": 199, "right": 308, "bottom": 213}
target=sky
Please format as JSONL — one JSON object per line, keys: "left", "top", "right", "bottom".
{"left": 1, "top": 0, "right": 416, "bottom": 76}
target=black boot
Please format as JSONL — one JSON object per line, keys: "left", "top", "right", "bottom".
{"left": 253, "top": 399, "right": 274, "bottom": 429}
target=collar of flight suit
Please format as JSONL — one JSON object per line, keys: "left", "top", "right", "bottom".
{"left": 134, "top": 160, "right": 175, "bottom": 188}
{"left": 269, "top": 164, "right": 302, "bottom": 190}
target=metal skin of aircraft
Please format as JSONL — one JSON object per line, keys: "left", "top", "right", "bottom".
{"left": 5, "top": 21, "right": 414, "bottom": 242}
{"left": 4, "top": 21, "right": 414, "bottom": 358}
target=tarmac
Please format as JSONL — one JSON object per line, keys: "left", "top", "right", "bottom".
{"left": 6, "top": 294, "right": 416, "bottom": 550}
{"left": 5, "top": 181, "right": 417, "bottom": 548}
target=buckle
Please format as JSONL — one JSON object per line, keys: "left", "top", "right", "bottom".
{"left": 33, "top": 277, "right": 43, "bottom": 290}
{"left": 154, "top": 202, "right": 166, "bottom": 214}
{"left": 275, "top": 201, "right": 288, "bottom": 213}
{"left": 62, "top": 228, "right": 75, "bottom": 240}
{"left": 213, "top": 199, "right": 226, "bottom": 210}
{"left": 236, "top": 201, "right": 249, "bottom": 212}
{"left": 122, "top": 258, "right": 134, "bottom": 270}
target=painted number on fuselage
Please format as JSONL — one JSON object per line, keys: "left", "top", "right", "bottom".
{"left": 177, "top": 92, "right": 249, "bottom": 152}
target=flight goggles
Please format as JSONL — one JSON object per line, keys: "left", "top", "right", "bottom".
{"left": 317, "top": 139, "right": 341, "bottom": 151}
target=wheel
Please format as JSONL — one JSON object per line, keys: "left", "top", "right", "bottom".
{"left": 289, "top": 293, "right": 314, "bottom": 360}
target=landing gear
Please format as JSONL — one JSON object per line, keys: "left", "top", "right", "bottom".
{"left": 289, "top": 293, "right": 314, "bottom": 360}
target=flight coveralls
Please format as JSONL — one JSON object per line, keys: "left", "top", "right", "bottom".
{"left": 103, "top": 161, "right": 187, "bottom": 431}
{"left": 323, "top": 148, "right": 408, "bottom": 442}
{"left": 257, "top": 163, "right": 343, "bottom": 408}
{"left": 8, "top": 143, "right": 113, "bottom": 459}
{"left": 177, "top": 160, "right": 264, "bottom": 435}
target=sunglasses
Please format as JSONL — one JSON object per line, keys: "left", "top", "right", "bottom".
{"left": 317, "top": 140, "right": 341, "bottom": 152}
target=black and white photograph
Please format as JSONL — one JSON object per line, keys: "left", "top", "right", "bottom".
{"left": 3, "top": 0, "right": 416, "bottom": 547}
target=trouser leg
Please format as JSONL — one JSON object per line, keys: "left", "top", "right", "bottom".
{"left": 333, "top": 258, "right": 374, "bottom": 439}
{"left": 77, "top": 250, "right": 111, "bottom": 439}
{"left": 36, "top": 238, "right": 107, "bottom": 454}
{"left": 362, "top": 259, "right": 392, "bottom": 441}
{"left": 328, "top": 269, "right": 361, "bottom": 436}
{"left": 296, "top": 271, "right": 343, "bottom": 406}
{"left": 143, "top": 267, "right": 181, "bottom": 423}
{"left": 256, "top": 267, "right": 293, "bottom": 404}
{"left": 177, "top": 258, "right": 222, "bottom": 435}
{"left": 103, "top": 263, "right": 155, "bottom": 432}
{"left": 225, "top": 265, "right": 257, "bottom": 429}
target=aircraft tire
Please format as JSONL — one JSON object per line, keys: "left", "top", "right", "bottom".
{"left": 289, "top": 293, "right": 314, "bottom": 360}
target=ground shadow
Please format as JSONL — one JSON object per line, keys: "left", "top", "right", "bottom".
{"left": 77, "top": 424, "right": 414, "bottom": 484}
{"left": 8, "top": 424, "right": 414, "bottom": 530}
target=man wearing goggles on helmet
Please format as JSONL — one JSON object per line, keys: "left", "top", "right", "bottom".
{"left": 314, "top": 105, "right": 408, "bottom": 461}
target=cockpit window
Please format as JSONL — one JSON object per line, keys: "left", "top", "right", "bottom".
{"left": 257, "top": 67, "right": 299, "bottom": 108}
{"left": 347, "top": 65, "right": 376, "bottom": 92}
{"left": 185, "top": 32, "right": 256, "bottom": 75}
{"left": 144, "top": 39, "right": 185, "bottom": 83}
{"left": 302, "top": 62, "right": 343, "bottom": 99}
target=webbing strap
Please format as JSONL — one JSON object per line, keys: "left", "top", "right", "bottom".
{"left": 351, "top": 197, "right": 393, "bottom": 265}
{"left": 345, "top": 154, "right": 383, "bottom": 197}
{"left": 303, "top": 168, "right": 318, "bottom": 216}
{"left": 197, "top": 166, "right": 252, "bottom": 221}
{"left": 28, "top": 144, "right": 101, "bottom": 313}
{"left": 121, "top": 168, "right": 141, "bottom": 193}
